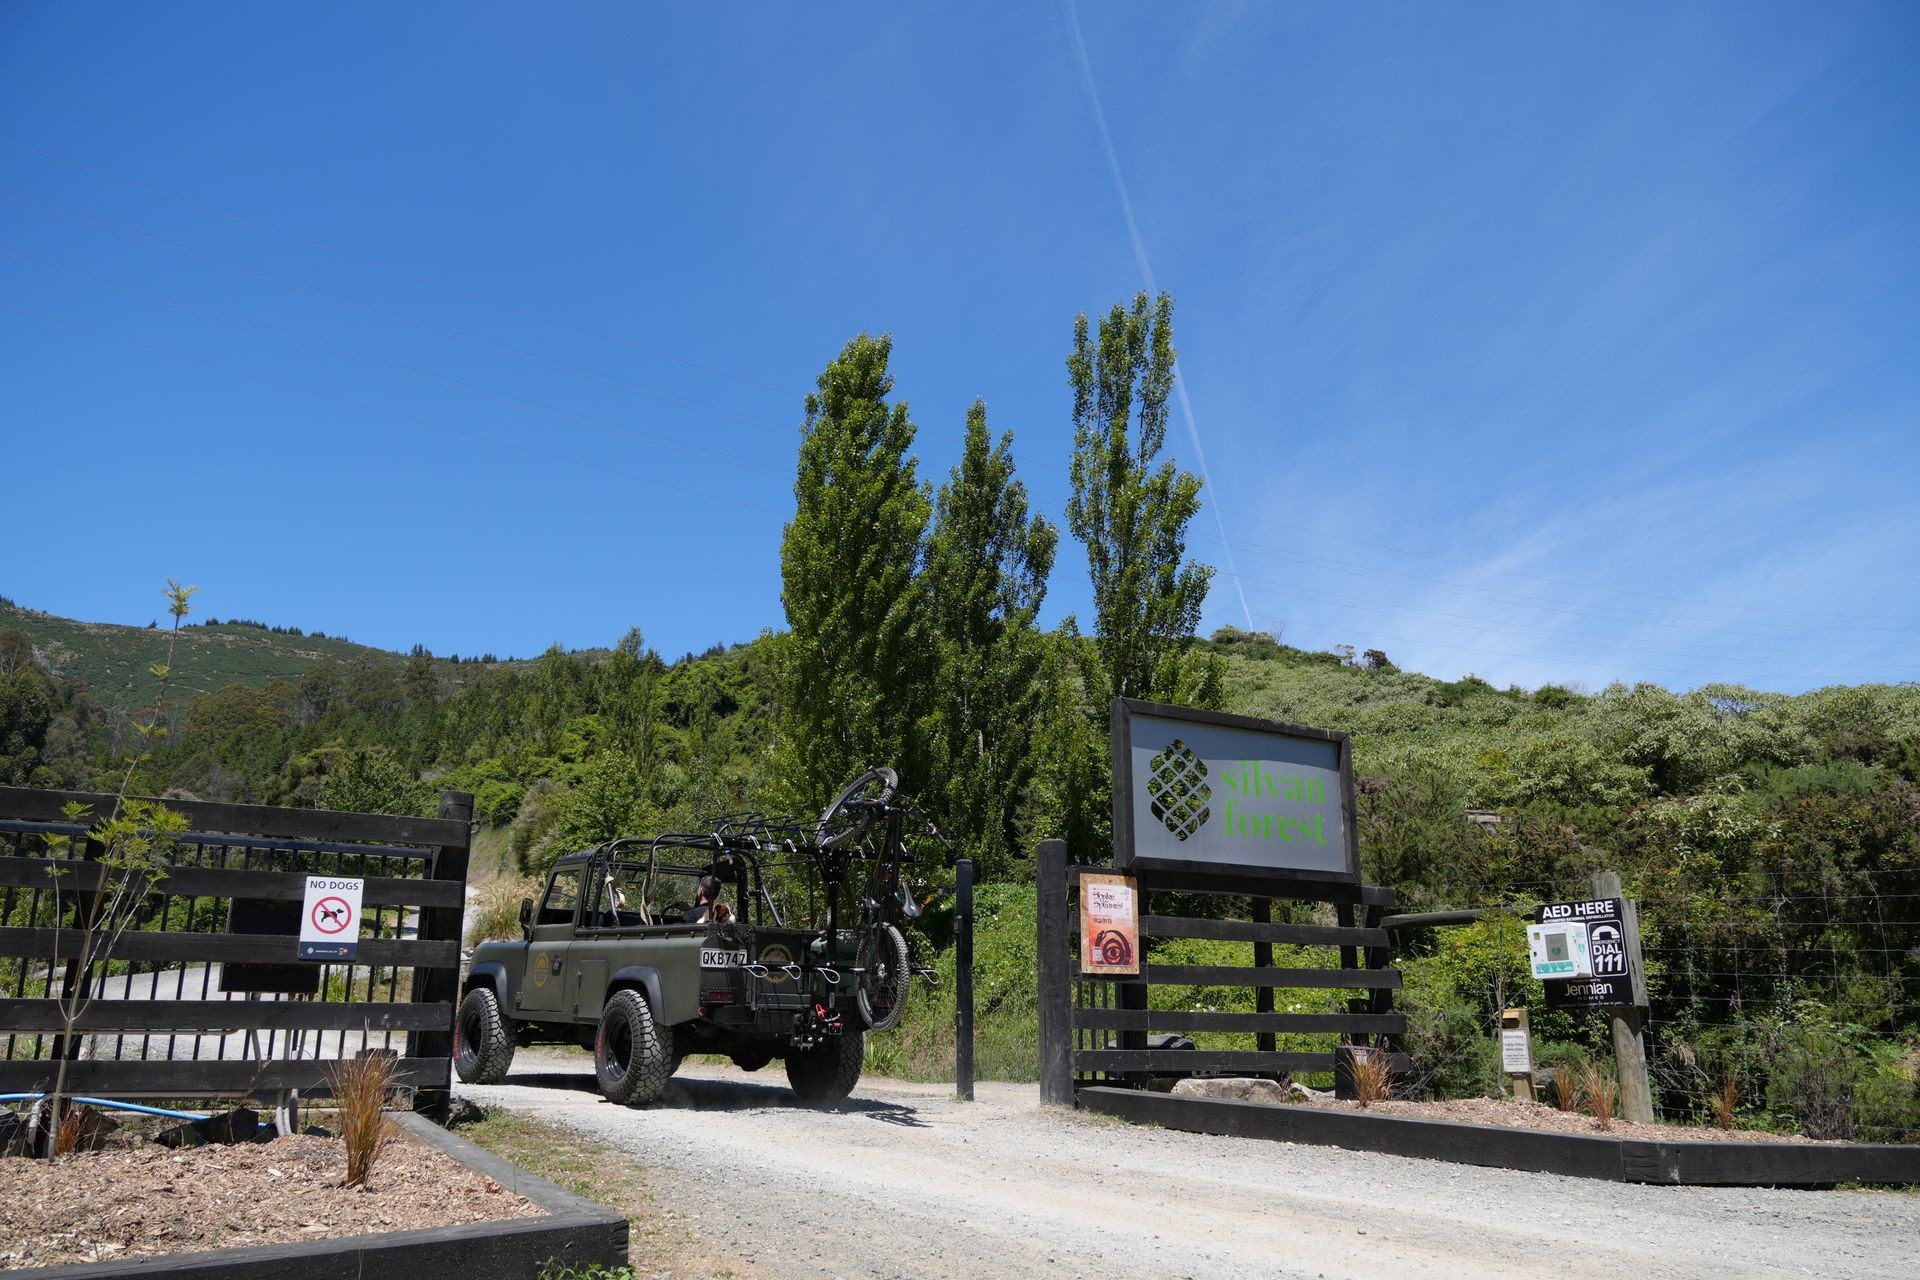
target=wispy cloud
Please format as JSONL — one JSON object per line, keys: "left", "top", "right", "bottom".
{"left": 1061, "top": 0, "right": 1253, "bottom": 629}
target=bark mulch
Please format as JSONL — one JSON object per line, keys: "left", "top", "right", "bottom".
{"left": 0, "top": 1129, "right": 542, "bottom": 1271}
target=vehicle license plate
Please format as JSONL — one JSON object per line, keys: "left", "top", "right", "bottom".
{"left": 701, "top": 948, "right": 748, "bottom": 969}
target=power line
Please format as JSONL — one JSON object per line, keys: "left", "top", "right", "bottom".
{"left": 0, "top": 176, "right": 1082, "bottom": 487}
{"left": 1219, "top": 574, "right": 1912, "bottom": 671}
{"left": 1191, "top": 527, "right": 1920, "bottom": 638}
{"left": 1198, "top": 606, "right": 1899, "bottom": 685}
{"left": 1061, "top": 0, "right": 1252, "bottom": 629}
{"left": 1016, "top": 481, "right": 1917, "bottom": 657}
{"left": 6, "top": 141, "right": 1908, "bottom": 650}
{"left": 0, "top": 135, "right": 793, "bottom": 397}
{"left": 0, "top": 183, "right": 807, "bottom": 439}
{"left": 1, "top": 245, "right": 790, "bottom": 479}
{"left": 0, "top": 301, "right": 787, "bottom": 517}
{"left": 1213, "top": 504, "right": 1920, "bottom": 625}
{"left": 0, "top": 143, "right": 1073, "bottom": 480}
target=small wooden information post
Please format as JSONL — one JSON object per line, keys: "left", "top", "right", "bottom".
{"left": 1501, "top": 1007, "right": 1534, "bottom": 1102}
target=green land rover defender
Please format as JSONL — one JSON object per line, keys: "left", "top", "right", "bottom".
{"left": 457, "top": 837, "right": 875, "bottom": 1105}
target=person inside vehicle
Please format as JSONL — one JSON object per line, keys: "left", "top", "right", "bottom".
{"left": 600, "top": 869, "right": 644, "bottom": 926}
{"left": 684, "top": 874, "right": 731, "bottom": 925}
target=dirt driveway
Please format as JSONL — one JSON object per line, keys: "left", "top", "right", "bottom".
{"left": 459, "top": 1050, "right": 1918, "bottom": 1280}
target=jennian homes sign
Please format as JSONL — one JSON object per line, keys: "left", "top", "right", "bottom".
{"left": 1111, "top": 698, "right": 1361, "bottom": 882}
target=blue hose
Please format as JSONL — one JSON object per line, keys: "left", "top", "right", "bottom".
{"left": 0, "top": 1092, "right": 208, "bottom": 1121}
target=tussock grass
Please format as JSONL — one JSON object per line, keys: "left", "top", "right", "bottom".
{"left": 328, "top": 1053, "right": 399, "bottom": 1187}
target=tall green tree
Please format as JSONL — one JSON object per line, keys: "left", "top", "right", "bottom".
{"left": 919, "top": 400, "right": 1057, "bottom": 878}
{"left": 778, "top": 334, "right": 932, "bottom": 808}
{"left": 1037, "top": 293, "right": 1219, "bottom": 857}
{"left": 1066, "top": 291, "right": 1215, "bottom": 706}
{"left": 602, "top": 626, "right": 665, "bottom": 775}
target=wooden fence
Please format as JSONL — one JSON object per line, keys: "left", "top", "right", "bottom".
{"left": 1036, "top": 839, "right": 1405, "bottom": 1103}
{"left": 0, "top": 785, "right": 471, "bottom": 1118}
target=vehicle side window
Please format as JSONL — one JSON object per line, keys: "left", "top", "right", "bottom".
{"left": 586, "top": 862, "right": 647, "bottom": 928}
{"left": 540, "top": 869, "right": 582, "bottom": 926}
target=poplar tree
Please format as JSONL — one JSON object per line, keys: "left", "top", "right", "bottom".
{"left": 1066, "top": 291, "right": 1215, "bottom": 705}
{"left": 1039, "top": 292, "right": 1218, "bottom": 857}
{"left": 919, "top": 400, "right": 1057, "bottom": 878}
{"left": 779, "top": 334, "right": 931, "bottom": 809}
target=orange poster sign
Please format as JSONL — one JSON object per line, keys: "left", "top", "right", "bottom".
{"left": 1079, "top": 872, "right": 1140, "bottom": 976}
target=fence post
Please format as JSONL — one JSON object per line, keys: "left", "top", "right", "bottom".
{"left": 1592, "top": 869, "right": 1654, "bottom": 1124}
{"left": 410, "top": 790, "right": 473, "bottom": 1122}
{"left": 1252, "top": 897, "right": 1275, "bottom": 1054}
{"left": 954, "top": 857, "right": 975, "bottom": 1101}
{"left": 1036, "top": 839, "right": 1073, "bottom": 1106}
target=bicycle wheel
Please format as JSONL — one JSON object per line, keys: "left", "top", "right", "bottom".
{"left": 818, "top": 767, "right": 897, "bottom": 850}
{"left": 856, "top": 921, "right": 911, "bottom": 1032}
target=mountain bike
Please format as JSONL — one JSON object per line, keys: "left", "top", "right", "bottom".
{"left": 815, "top": 767, "right": 948, "bottom": 1032}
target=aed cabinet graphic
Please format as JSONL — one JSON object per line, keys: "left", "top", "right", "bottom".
{"left": 1526, "top": 920, "right": 1592, "bottom": 979}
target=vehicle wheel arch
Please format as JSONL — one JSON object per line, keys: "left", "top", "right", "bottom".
{"left": 606, "top": 965, "right": 665, "bottom": 1018}
{"left": 464, "top": 961, "right": 509, "bottom": 1006}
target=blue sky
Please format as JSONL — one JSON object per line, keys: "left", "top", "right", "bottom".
{"left": 2, "top": 3, "right": 1915, "bottom": 693}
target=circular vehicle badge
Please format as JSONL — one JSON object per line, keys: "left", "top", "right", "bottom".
{"left": 758, "top": 943, "right": 792, "bottom": 984}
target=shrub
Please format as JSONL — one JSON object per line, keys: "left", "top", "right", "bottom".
{"left": 1582, "top": 1062, "right": 1618, "bottom": 1131}
{"left": 1401, "top": 997, "right": 1498, "bottom": 1100}
{"left": 329, "top": 1052, "right": 400, "bottom": 1188}
{"left": 865, "top": 883, "right": 1039, "bottom": 1083}
{"left": 468, "top": 875, "right": 542, "bottom": 945}
{"left": 1713, "top": 1065, "right": 1739, "bottom": 1132}
{"left": 1551, "top": 1065, "right": 1582, "bottom": 1113}
{"left": 1349, "top": 1046, "right": 1393, "bottom": 1107}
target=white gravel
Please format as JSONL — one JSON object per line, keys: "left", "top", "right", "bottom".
{"left": 459, "top": 1051, "right": 1920, "bottom": 1280}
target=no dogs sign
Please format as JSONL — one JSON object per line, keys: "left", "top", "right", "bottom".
{"left": 297, "top": 875, "right": 364, "bottom": 961}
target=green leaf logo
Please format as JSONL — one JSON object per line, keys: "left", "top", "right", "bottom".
{"left": 1146, "top": 739, "right": 1211, "bottom": 841}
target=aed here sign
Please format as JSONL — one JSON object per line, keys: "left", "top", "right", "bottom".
{"left": 297, "top": 875, "right": 364, "bottom": 962}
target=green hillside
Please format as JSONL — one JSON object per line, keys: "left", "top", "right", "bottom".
{"left": 0, "top": 599, "right": 408, "bottom": 717}
{"left": 6, "top": 599, "right": 1919, "bottom": 1136}
{"left": 0, "top": 598, "right": 552, "bottom": 720}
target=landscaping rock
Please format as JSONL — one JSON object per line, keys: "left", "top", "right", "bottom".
{"left": 1171, "top": 1077, "right": 1290, "bottom": 1105}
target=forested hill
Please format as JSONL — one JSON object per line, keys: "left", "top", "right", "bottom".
{"left": 5, "top": 599, "right": 1917, "bottom": 914}
{"left": 0, "top": 597, "right": 535, "bottom": 720}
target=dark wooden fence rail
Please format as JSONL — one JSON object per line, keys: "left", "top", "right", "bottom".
{"left": 0, "top": 785, "right": 472, "bottom": 1119}
{"left": 1036, "top": 839, "right": 1406, "bottom": 1103}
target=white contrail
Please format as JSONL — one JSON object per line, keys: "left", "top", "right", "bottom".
{"left": 1062, "top": 0, "right": 1254, "bottom": 630}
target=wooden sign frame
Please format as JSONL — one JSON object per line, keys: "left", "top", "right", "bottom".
{"left": 1111, "top": 697, "right": 1362, "bottom": 883}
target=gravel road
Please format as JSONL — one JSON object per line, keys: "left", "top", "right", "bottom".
{"left": 460, "top": 1051, "right": 1919, "bottom": 1280}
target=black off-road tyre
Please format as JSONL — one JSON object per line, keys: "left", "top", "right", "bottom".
{"left": 786, "top": 1029, "right": 865, "bottom": 1102}
{"left": 856, "top": 923, "right": 911, "bottom": 1032}
{"left": 454, "top": 986, "right": 516, "bottom": 1084}
{"left": 818, "top": 766, "right": 898, "bottom": 849}
{"left": 595, "top": 990, "right": 670, "bottom": 1106}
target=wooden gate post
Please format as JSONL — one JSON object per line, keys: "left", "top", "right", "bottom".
{"left": 954, "top": 856, "right": 975, "bottom": 1102}
{"left": 1591, "top": 869, "right": 1653, "bottom": 1124}
{"left": 411, "top": 790, "right": 474, "bottom": 1122}
{"left": 1036, "top": 839, "right": 1073, "bottom": 1106}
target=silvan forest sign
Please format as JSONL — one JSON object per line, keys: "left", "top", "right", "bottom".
{"left": 1111, "top": 698, "right": 1361, "bottom": 882}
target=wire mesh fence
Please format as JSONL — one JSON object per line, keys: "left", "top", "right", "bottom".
{"left": 1393, "top": 869, "right": 1920, "bottom": 1143}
